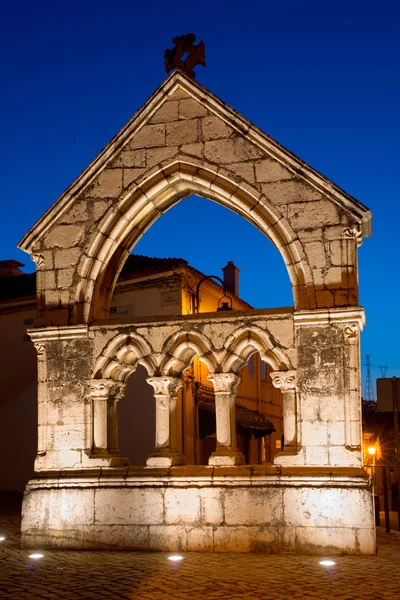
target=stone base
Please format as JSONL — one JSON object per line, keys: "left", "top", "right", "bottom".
{"left": 208, "top": 448, "right": 245, "bottom": 466}
{"left": 21, "top": 466, "right": 375, "bottom": 554}
{"left": 146, "top": 449, "right": 186, "bottom": 468}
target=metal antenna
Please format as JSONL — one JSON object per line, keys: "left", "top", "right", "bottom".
{"left": 364, "top": 354, "right": 375, "bottom": 401}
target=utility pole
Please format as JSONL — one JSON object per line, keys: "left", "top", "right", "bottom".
{"left": 364, "top": 354, "right": 375, "bottom": 401}
{"left": 379, "top": 365, "right": 389, "bottom": 378}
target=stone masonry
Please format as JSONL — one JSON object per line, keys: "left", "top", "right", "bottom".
{"left": 18, "top": 70, "right": 373, "bottom": 554}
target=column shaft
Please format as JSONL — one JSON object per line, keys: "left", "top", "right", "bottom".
{"left": 146, "top": 377, "right": 185, "bottom": 467}
{"left": 207, "top": 373, "right": 245, "bottom": 466}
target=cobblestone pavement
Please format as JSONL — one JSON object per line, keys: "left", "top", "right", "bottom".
{"left": 1, "top": 506, "right": 400, "bottom": 599}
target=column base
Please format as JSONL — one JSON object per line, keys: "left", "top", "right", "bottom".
{"left": 146, "top": 449, "right": 186, "bottom": 468}
{"left": 83, "top": 450, "right": 130, "bottom": 468}
{"left": 274, "top": 448, "right": 305, "bottom": 467}
{"left": 208, "top": 447, "right": 245, "bottom": 466}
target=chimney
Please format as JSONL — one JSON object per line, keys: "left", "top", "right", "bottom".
{"left": 0, "top": 260, "right": 25, "bottom": 278}
{"left": 222, "top": 261, "right": 240, "bottom": 297}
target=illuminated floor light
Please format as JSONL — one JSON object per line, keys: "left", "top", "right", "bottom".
{"left": 0, "top": 537, "right": 5, "bottom": 542}
{"left": 29, "top": 553, "right": 44, "bottom": 560}
{"left": 168, "top": 555, "right": 183, "bottom": 562}
{"left": 319, "top": 560, "right": 336, "bottom": 567}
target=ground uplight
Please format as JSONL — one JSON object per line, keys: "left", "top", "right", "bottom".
{"left": 29, "top": 553, "right": 44, "bottom": 560}
{"left": 319, "top": 560, "right": 336, "bottom": 567}
{"left": 168, "top": 555, "right": 183, "bottom": 562}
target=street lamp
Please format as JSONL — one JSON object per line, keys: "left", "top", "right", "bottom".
{"left": 193, "top": 275, "right": 232, "bottom": 314}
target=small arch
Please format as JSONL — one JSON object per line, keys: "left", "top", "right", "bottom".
{"left": 93, "top": 332, "right": 157, "bottom": 382}
{"left": 160, "top": 328, "right": 217, "bottom": 376}
{"left": 222, "top": 325, "right": 291, "bottom": 374}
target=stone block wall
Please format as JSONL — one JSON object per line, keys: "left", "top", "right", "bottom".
{"left": 21, "top": 467, "right": 375, "bottom": 554}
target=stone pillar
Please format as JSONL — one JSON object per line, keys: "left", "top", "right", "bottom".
{"left": 33, "top": 343, "right": 47, "bottom": 461}
{"left": 270, "top": 371, "right": 298, "bottom": 458}
{"left": 207, "top": 373, "right": 245, "bottom": 466}
{"left": 89, "top": 379, "right": 128, "bottom": 462}
{"left": 343, "top": 324, "right": 362, "bottom": 452}
{"left": 146, "top": 377, "right": 185, "bottom": 467}
{"left": 293, "top": 307, "right": 364, "bottom": 467}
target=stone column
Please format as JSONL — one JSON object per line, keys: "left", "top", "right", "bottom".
{"left": 107, "top": 384, "right": 128, "bottom": 455}
{"left": 89, "top": 379, "right": 127, "bottom": 460}
{"left": 33, "top": 343, "right": 47, "bottom": 461}
{"left": 343, "top": 324, "right": 362, "bottom": 452}
{"left": 270, "top": 371, "right": 298, "bottom": 457}
{"left": 207, "top": 373, "right": 245, "bottom": 466}
{"left": 146, "top": 377, "right": 185, "bottom": 467}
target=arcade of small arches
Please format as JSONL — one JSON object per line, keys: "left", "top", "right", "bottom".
{"left": 88, "top": 323, "right": 294, "bottom": 468}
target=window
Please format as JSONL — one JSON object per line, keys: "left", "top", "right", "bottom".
{"left": 260, "top": 360, "right": 267, "bottom": 381}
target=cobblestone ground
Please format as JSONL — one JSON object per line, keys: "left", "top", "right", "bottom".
{"left": 1, "top": 502, "right": 400, "bottom": 599}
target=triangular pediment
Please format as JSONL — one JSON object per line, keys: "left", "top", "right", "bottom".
{"left": 19, "top": 70, "right": 371, "bottom": 252}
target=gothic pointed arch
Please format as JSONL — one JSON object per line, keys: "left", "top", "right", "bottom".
{"left": 160, "top": 328, "right": 217, "bottom": 375}
{"left": 18, "top": 70, "right": 371, "bottom": 327}
{"left": 222, "top": 324, "right": 291, "bottom": 373}
{"left": 93, "top": 332, "right": 157, "bottom": 381}
{"left": 74, "top": 159, "right": 311, "bottom": 323}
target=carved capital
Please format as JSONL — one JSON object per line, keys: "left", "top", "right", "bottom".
{"left": 32, "top": 253, "right": 45, "bottom": 270}
{"left": 343, "top": 225, "right": 362, "bottom": 246}
{"left": 88, "top": 379, "right": 123, "bottom": 400}
{"left": 207, "top": 373, "right": 240, "bottom": 394}
{"left": 33, "top": 343, "right": 46, "bottom": 357}
{"left": 270, "top": 370, "right": 297, "bottom": 392}
{"left": 147, "top": 376, "right": 183, "bottom": 398}
{"left": 343, "top": 324, "right": 359, "bottom": 345}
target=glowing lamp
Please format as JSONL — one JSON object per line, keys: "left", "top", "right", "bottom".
{"left": 0, "top": 536, "right": 5, "bottom": 542}
{"left": 29, "top": 553, "right": 44, "bottom": 560}
{"left": 168, "top": 555, "right": 183, "bottom": 562}
{"left": 319, "top": 560, "right": 336, "bottom": 566}
{"left": 367, "top": 446, "right": 376, "bottom": 456}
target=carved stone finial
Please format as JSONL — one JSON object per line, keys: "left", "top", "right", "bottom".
{"left": 165, "top": 33, "right": 205, "bottom": 79}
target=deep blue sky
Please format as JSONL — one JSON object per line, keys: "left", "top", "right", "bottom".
{"left": 1, "top": 1, "right": 399, "bottom": 392}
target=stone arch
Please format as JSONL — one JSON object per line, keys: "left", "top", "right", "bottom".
{"left": 221, "top": 324, "right": 291, "bottom": 374}
{"left": 74, "top": 159, "right": 312, "bottom": 323}
{"left": 93, "top": 332, "right": 157, "bottom": 382}
{"left": 160, "top": 328, "right": 217, "bottom": 376}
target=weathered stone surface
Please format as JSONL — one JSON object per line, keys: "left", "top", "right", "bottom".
{"left": 179, "top": 98, "right": 208, "bottom": 118}
{"left": 181, "top": 142, "right": 203, "bottom": 158}
{"left": 166, "top": 120, "right": 198, "bottom": 146}
{"left": 90, "top": 169, "right": 123, "bottom": 198}
{"left": 255, "top": 158, "right": 294, "bottom": 182}
{"left": 113, "top": 148, "right": 146, "bottom": 168}
{"left": 129, "top": 124, "right": 165, "bottom": 149}
{"left": 21, "top": 473, "right": 375, "bottom": 553}
{"left": 45, "top": 224, "right": 85, "bottom": 248}
{"left": 123, "top": 167, "right": 147, "bottom": 187}
{"left": 149, "top": 101, "right": 179, "bottom": 123}
{"left": 146, "top": 146, "right": 178, "bottom": 167}
{"left": 202, "top": 116, "right": 233, "bottom": 140}
{"left": 204, "top": 138, "right": 263, "bottom": 163}
{"left": 60, "top": 201, "right": 88, "bottom": 224}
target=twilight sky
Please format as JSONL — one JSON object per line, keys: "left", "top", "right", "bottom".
{"left": 1, "top": 0, "right": 399, "bottom": 393}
